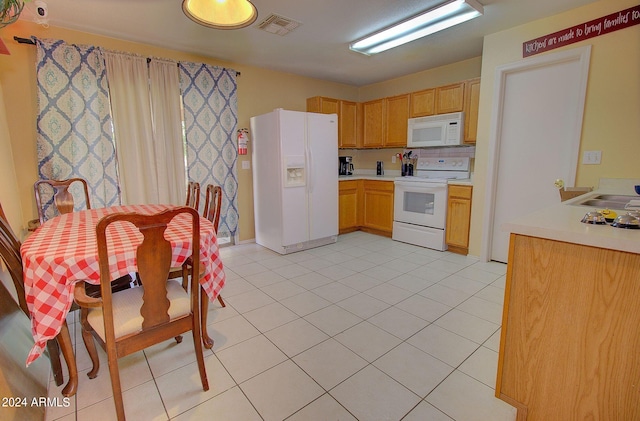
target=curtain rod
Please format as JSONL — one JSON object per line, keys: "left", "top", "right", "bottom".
{"left": 13, "top": 36, "right": 241, "bottom": 76}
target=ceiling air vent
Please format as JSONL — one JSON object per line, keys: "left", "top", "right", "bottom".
{"left": 257, "top": 14, "right": 301, "bottom": 36}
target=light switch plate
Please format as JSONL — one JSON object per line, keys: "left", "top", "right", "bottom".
{"left": 242, "top": 161, "right": 250, "bottom": 169}
{"left": 582, "top": 150, "right": 601, "bottom": 165}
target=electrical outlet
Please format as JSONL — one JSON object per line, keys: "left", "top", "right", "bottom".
{"left": 582, "top": 150, "right": 601, "bottom": 165}
{"left": 242, "top": 161, "right": 250, "bottom": 170}
{"left": 391, "top": 155, "right": 396, "bottom": 164}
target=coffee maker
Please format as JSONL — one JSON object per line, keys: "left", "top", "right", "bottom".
{"left": 339, "top": 156, "right": 354, "bottom": 176}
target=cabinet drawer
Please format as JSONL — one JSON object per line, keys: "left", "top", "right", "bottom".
{"left": 448, "top": 185, "right": 472, "bottom": 199}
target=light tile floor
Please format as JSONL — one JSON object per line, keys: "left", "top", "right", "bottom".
{"left": 46, "top": 232, "right": 517, "bottom": 421}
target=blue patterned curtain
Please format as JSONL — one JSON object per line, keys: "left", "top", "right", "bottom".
{"left": 179, "top": 62, "right": 238, "bottom": 238}
{"left": 35, "top": 38, "right": 120, "bottom": 220}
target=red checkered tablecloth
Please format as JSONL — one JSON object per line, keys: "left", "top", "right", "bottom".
{"left": 21, "top": 204, "right": 225, "bottom": 366}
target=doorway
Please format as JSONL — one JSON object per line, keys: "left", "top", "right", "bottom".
{"left": 482, "top": 46, "right": 591, "bottom": 263}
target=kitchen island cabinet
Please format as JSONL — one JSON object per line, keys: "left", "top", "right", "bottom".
{"left": 497, "top": 183, "right": 640, "bottom": 421}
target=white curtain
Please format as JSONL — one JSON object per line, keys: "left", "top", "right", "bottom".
{"left": 104, "top": 51, "right": 156, "bottom": 204}
{"left": 149, "top": 59, "right": 186, "bottom": 205}
{"left": 104, "top": 52, "right": 185, "bottom": 205}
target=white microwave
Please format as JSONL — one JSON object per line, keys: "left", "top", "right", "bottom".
{"left": 407, "top": 112, "right": 464, "bottom": 148}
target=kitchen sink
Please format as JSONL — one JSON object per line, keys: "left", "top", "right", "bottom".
{"left": 575, "top": 194, "right": 638, "bottom": 210}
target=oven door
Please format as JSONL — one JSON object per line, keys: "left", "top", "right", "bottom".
{"left": 393, "top": 179, "right": 447, "bottom": 229}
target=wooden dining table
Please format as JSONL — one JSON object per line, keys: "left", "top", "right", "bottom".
{"left": 20, "top": 204, "right": 226, "bottom": 395}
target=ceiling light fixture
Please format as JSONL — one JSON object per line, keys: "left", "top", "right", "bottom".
{"left": 350, "top": 0, "right": 483, "bottom": 55}
{"left": 182, "top": 0, "right": 258, "bottom": 30}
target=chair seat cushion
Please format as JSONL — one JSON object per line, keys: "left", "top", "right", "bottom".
{"left": 87, "top": 280, "right": 191, "bottom": 340}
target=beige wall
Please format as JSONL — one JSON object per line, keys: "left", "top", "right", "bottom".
{"left": 469, "top": 0, "right": 640, "bottom": 257}
{"left": 358, "top": 56, "right": 482, "bottom": 102}
{"left": 0, "top": 20, "right": 358, "bottom": 242}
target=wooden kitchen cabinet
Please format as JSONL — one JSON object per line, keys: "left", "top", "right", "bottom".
{"left": 409, "top": 88, "right": 436, "bottom": 117}
{"left": 497, "top": 234, "right": 640, "bottom": 421}
{"left": 362, "top": 99, "right": 385, "bottom": 148}
{"left": 445, "top": 185, "right": 472, "bottom": 255}
{"left": 463, "top": 78, "right": 480, "bottom": 143}
{"left": 435, "top": 82, "right": 464, "bottom": 114}
{"left": 384, "top": 94, "right": 409, "bottom": 148}
{"left": 306, "top": 96, "right": 339, "bottom": 115}
{"left": 307, "top": 96, "right": 359, "bottom": 148}
{"left": 339, "top": 100, "right": 358, "bottom": 148}
{"left": 362, "top": 180, "right": 394, "bottom": 236}
{"left": 338, "top": 180, "right": 361, "bottom": 233}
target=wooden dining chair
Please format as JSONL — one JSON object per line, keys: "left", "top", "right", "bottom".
{"left": 34, "top": 178, "right": 133, "bottom": 297}
{"left": 74, "top": 207, "right": 209, "bottom": 421}
{"left": 186, "top": 181, "right": 200, "bottom": 211}
{"left": 203, "top": 184, "right": 225, "bottom": 312}
{"left": 34, "top": 178, "right": 91, "bottom": 225}
{"left": 0, "top": 215, "right": 77, "bottom": 395}
{"left": 168, "top": 181, "right": 201, "bottom": 281}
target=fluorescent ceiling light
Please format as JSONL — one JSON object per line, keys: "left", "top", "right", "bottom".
{"left": 350, "top": 0, "right": 483, "bottom": 55}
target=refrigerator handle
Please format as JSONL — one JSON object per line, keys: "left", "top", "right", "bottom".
{"left": 307, "top": 138, "right": 314, "bottom": 193}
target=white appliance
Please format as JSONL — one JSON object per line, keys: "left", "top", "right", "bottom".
{"left": 393, "top": 157, "right": 470, "bottom": 250}
{"left": 407, "top": 112, "right": 464, "bottom": 148}
{"left": 250, "top": 109, "right": 338, "bottom": 254}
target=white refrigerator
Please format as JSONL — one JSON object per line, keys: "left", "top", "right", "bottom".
{"left": 250, "top": 109, "right": 338, "bottom": 254}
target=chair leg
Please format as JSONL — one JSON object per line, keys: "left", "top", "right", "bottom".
{"left": 46, "top": 339, "right": 64, "bottom": 386}
{"left": 106, "top": 349, "right": 126, "bottom": 421}
{"left": 57, "top": 321, "right": 78, "bottom": 397}
{"left": 79, "top": 308, "right": 100, "bottom": 379}
{"left": 217, "top": 294, "right": 226, "bottom": 308}
{"left": 192, "top": 288, "right": 209, "bottom": 392}
{"left": 201, "top": 287, "right": 213, "bottom": 350}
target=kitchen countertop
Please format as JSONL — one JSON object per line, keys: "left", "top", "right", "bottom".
{"left": 503, "top": 178, "right": 640, "bottom": 254}
{"left": 339, "top": 170, "right": 474, "bottom": 185}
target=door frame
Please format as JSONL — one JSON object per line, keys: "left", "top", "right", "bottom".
{"left": 480, "top": 45, "right": 591, "bottom": 262}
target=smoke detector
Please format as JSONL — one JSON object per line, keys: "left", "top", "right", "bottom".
{"left": 257, "top": 14, "right": 301, "bottom": 36}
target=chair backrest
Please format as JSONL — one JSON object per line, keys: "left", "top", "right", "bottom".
{"left": 186, "top": 181, "right": 200, "bottom": 212}
{"left": 96, "top": 207, "right": 200, "bottom": 332}
{"left": 203, "top": 184, "right": 222, "bottom": 233}
{"left": 34, "top": 178, "right": 91, "bottom": 224}
{"left": 0, "top": 216, "right": 29, "bottom": 316}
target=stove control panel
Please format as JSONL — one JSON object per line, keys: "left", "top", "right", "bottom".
{"left": 417, "top": 157, "right": 470, "bottom": 171}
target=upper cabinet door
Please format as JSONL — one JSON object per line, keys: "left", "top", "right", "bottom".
{"left": 384, "top": 94, "right": 409, "bottom": 148}
{"left": 306, "top": 96, "right": 339, "bottom": 114}
{"left": 362, "top": 99, "right": 385, "bottom": 148}
{"left": 410, "top": 88, "right": 436, "bottom": 118}
{"left": 339, "top": 100, "right": 358, "bottom": 148}
{"left": 435, "top": 82, "right": 464, "bottom": 114}
{"left": 463, "top": 78, "right": 481, "bottom": 143}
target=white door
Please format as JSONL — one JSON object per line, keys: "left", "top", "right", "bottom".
{"left": 482, "top": 46, "right": 591, "bottom": 263}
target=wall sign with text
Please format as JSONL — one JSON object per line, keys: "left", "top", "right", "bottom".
{"left": 523, "top": 5, "right": 640, "bottom": 57}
